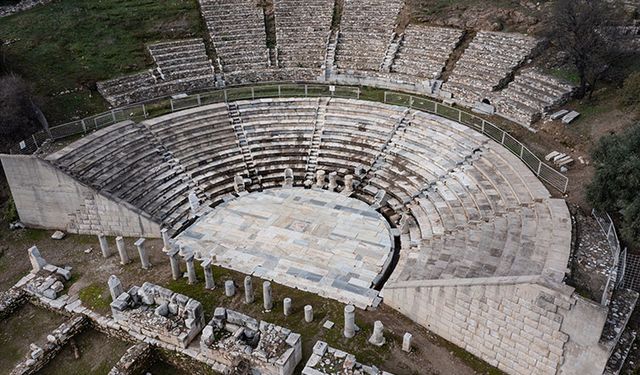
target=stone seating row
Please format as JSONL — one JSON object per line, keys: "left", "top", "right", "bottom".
{"left": 443, "top": 31, "right": 539, "bottom": 105}
{"left": 46, "top": 121, "right": 194, "bottom": 229}
{"left": 391, "top": 25, "right": 464, "bottom": 80}
{"left": 236, "top": 98, "right": 317, "bottom": 185}
{"left": 97, "top": 38, "right": 215, "bottom": 106}
{"left": 274, "top": 0, "right": 334, "bottom": 70}
{"left": 492, "top": 68, "right": 574, "bottom": 127}
{"left": 403, "top": 193, "right": 570, "bottom": 279}
{"left": 334, "top": 0, "right": 404, "bottom": 72}
{"left": 143, "top": 103, "right": 247, "bottom": 201}
{"left": 199, "top": 0, "right": 270, "bottom": 73}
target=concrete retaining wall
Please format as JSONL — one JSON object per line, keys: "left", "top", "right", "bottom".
{"left": 383, "top": 280, "right": 609, "bottom": 375}
{"left": 0, "top": 155, "right": 161, "bottom": 238}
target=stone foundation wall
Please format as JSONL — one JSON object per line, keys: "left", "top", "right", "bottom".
{"left": 10, "top": 315, "right": 88, "bottom": 375}
{"left": 108, "top": 343, "right": 153, "bottom": 375}
{"left": 383, "top": 279, "right": 609, "bottom": 375}
{"left": 0, "top": 155, "right": 161, "bottom": 238}
{"left": 0, "top": 287, "right": 28, "bottom": 320}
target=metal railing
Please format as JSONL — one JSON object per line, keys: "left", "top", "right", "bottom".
{"left": 8, "top": 82, "right": 568, "bottom": 193}
{"left": 593, "top": 208, "right": 627, "bottom": 306}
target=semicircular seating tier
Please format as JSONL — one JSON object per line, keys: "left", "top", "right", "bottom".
{"left": 96, "top": 0, "right": 576, "bottom": 130}
{"left": 43, "top": 99, "right": 571, "bottom": 279}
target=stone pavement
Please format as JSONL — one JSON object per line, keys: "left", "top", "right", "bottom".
{"left": 176, "top": 188, "right": 394, "bottom": 308}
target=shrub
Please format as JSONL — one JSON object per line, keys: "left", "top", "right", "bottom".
{"left": 620, "top": 72, "right": 640, "bottom": 108}
{"left": 3, "top": 196, "right": 18, "bottom": 223}
{"left": 587, "top": 124, "right": 640, "bottom": 246}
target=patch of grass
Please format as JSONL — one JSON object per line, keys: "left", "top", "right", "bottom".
{"left": 0, "top": 0, "right": 203, "bottom": 124}
{"left": 546, "top": 67, "right": 581, "bottom": 86}
{"left": 78, "top": 282, "right": 111, "bottom": 314}
{"left": 22, "top": 228, "right": 48, "bottom": 242}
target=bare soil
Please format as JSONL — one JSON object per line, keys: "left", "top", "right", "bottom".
{"left": 0, "top": 303, "right": 67, "bottom": 370}
{"left": 37, "top": 329, "right": 131, "bottom": 375}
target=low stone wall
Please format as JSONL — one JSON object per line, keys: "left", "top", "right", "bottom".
{"left": 108, "top": 343, "right": 153, "bottom": 375}
{"left": 10, "top": 315, "right": 88, "bottom": 375}
{"left": 0, "top": 155, "right": 161, "bottom": 237}
{"left": 110, "top": 282, "right": 205, "bottom": 349}
{"left": 383, "top": 278, "right": 610, "bottom": 375}
{"left": 0, "top": 287, "right": 28, "bottom": 320}
{"left": 200, "top": 307, "right": 302, "bottom": 375}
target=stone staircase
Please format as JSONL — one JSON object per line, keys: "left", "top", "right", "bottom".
{"left": 144, "top": 128, "right": 212, "bottom": 217}
{"left": 380, "top": 32, "right": 404, "bottom": 73}
{"left": 359, "top": 109, "right": 412, "bottom": 194}
{"left": 227, "top": 102, "right": 261, "bottom": 190}
{"left": 323, "top": 30, "right": 339, "bottom": 80}
{"left": 408, "top": 143, "right": 487, "bottom": 203}
{"left": 305, "top": 97, "right": 330, "bottom": 183}
{"left": 601, "top": 288, "right": 639, "bottom": 375}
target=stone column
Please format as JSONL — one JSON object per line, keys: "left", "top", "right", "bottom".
{"left": 98, "top": 233, "right": 111, "bottom": 258}
{"left": 134, "top": 238, "right": 150, "bottom": 269}
{"left": 184, "top": 252, "right": 197, "bottom": 284}
{"left": 28, "top": 246, "right": 47, "bottom": 272}
{"left": 224, "top": 280, "right": 235, "bottom": 297}
{"left": 108, "top": 275, "right": 124, "bottom": 301}
{"left": 315, "top": 170, "right": 326, "bottom": 188}
{"left": 188, "top": 191, "right": 200, "bottom": 213}
{"left": 304, "top": 305, "right": 313, "bottom": 323}
{"left": 368, "top": 320, "right": 385, "bottom": 346}
{"left": 328, "top": 172, "right": 338, "bottom": 191}
{"left": 244, "top": 276, "right": 254, "bottom": 304}
{"left": 343, "top": 174, "right": 354, "bottom": 193}
{"left": 344, "top": 304, "right": 356, "bottom": 338}
{"left": 202, "top": 259, "right": 214, "bottom": 289}
{"left": 161, "top": 228, "right": 171, "bottom": 252}
{"left": 283, "top": 298, "right": 292, "bottom": 316}
{"left": 234, "top": 174, "right": 245, "bottom": 194}
{"left": 263, "top": 281, "right": 273, "bottom": 311}
{"left": 283, "top": 168, "right": 294, "bottom": 188}
{"left": 115, "top": 236, "right": 130, "bottom": 265}
{"left": 167, "top": 249, "right": 181, "bottom": 280}
{"left": 402, "top": 332, "right": 412, "bottom": 352}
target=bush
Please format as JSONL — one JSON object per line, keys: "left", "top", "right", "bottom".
{"left": 587, "top": 124, "right": 640, "bottom": 246}
{"left": 0, "top": 75, "right": 41, "bottom": 149}
{"left": 621, "top": 72, "right": 640, "bottom": 108}
{"left": 3, "top": 196, "right": 18, "bottom": 223}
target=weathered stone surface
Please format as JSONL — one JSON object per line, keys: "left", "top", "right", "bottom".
{"left": 302, "top": 341, "right": 391, "bottom": 374}
{"left": 402, "top": 332, "right": 412, "bottom": 352}
{"left": 175, "top": 188, "right": 392, "bottom": 308}
{"left": 200, "top": 307, "right": 302, "bottom": 375}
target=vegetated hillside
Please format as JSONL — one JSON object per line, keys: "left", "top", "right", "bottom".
{"left": 407, "top": 0, "right": 551, "bottom": 33}
{"left": 0, "top": 0, "right": 203, "bottom": 124}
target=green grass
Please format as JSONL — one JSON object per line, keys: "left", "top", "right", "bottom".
{"left": 0, "top": 0, "right": 203, "bottom": 124}
{"left": 79, "top": 282, "right": 112, "bottom": 314}
{"left": 547, "top": 67, "right": 581, "bottom": 86}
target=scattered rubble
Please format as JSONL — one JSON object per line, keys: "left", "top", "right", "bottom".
{"left": 302, "top": 341, "right": 393, "bottom": 375}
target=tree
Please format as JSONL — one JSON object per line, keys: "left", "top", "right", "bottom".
{"left": 621, "top": 71, "right": 640, "bottom": 109}
{"left": 546, "top": 0, "right": 620, "bottom": 99}
{"left": 0, "top": 75, "right": 41, "bottom": 151}
{"left": 587, "top": 124, "right": 640, "bottom": 246}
